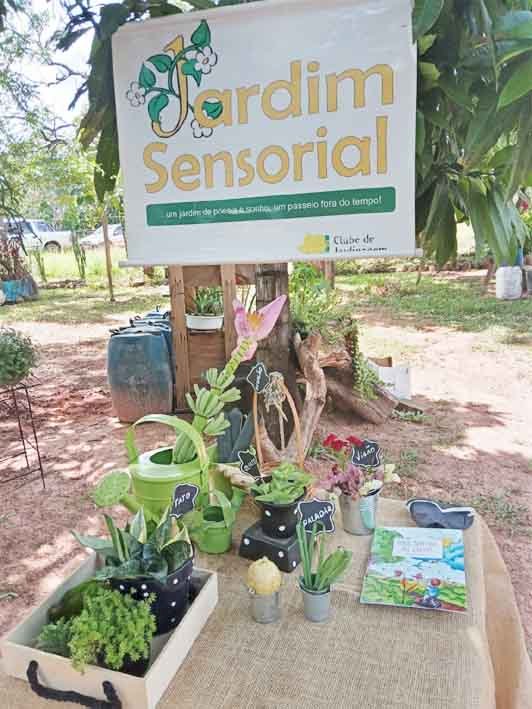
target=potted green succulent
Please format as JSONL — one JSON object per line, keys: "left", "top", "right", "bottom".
{"left": 186, "top": 287, "right": 224, "bottom": 330}
{"left": 251, "top": 463, "right": 313, "bottom": 539}
{"left": 296, "top": 521, "right": 352, "bottom": 623}
{"left": 0, "top": 328, "right": 37, "bottom": 387}
{"left": 35, "top": 586, "right": 156, "bottom": 677}
{"left": 72, "top": 507, "right": 194, "bottom": 634}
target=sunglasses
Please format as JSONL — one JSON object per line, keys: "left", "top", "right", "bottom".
{"left": 406, "top": 498, "right": 475, "bottom": 530}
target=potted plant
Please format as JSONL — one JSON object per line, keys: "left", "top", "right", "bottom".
{"left": 186, "top": 487, "right": 246, "bottom": 554}
{"left": 320, "top": 433, "right": 400, "bottom": 535}
{"left": 186, "top": 287, "right": 224, "bottom": 330}
{"left": 35, "top": 586, "right": 156, "bottom": 677}
{"left": 296, "top": 521, "right": 352, "bottom": 623}
{"left": 246, "top": 557, "right": 282, "bottom": 623}
{"left": 251, "top": 463, "right": 313, "bottom": 539}
{"left": 72, "top": 507, "right": 194, "bottom": 635}
{"left": 0, "top": 328, "right": 37, "bottom": 387}
{"left": 0, "top": 239, "right": 37, "bottom": 303}
{"left": 95, "top": 296, "right": 287, "bottom": 518}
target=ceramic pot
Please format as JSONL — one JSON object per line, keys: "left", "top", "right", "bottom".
{"left": 253, "top": 484, "right": 305, "bottom": 539}
{"left": 339, "top": 490, "right": 379, "bottom": 535}
{"left": 186, "top": 314, "right": 223, "bottom": 330}
{"left": 110, "top": 557, "right": 193, "bottom": 635}
{"left": 299, "top": 580, "right": 331, "bottom": 623}
{"left": 249, "top": 590, "right": 280, "bottom": 624}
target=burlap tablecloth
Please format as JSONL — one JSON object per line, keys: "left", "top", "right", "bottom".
{"left": 1, "top": 499, "right": 531, "bottom": 708}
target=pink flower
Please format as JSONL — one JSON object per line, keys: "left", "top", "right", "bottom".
{"left": 233, "top": 295, "right": 286, "bottom": 360}
{"left": 415, "top": 573, "right": 423, "bottom": 580}
{"left": 394, "top": 569, "right": 403, "bottom": 577}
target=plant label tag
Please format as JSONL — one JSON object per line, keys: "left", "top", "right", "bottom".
{"left": 298, "top": 498, "right": 336, "bottom": 534}
{"left": 246, "top": 362, "right": 271, "bottom": 394}
{"left": 351, "top": 439, "right": 382, "bottom": 469}
{"left": 171, "top": 483, "right": 200, "bottom": 518}
{"left": 237, "top": 449, "right": 261, "bottom": 479}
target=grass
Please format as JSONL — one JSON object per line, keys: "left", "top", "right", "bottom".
{"left": 395, "top": 448, "right": 419, "bottom": 479}
{"left": 1, "top": 247, "right": 169, "bottom": 325}
{"left": 337, "top": 272, "right": 532, "bottom": 337}
{"left": 471, "top": 491, "right": 531, "bottom": 536}
{"left": 0, "top": 285, "right": 166, "bottom": 325}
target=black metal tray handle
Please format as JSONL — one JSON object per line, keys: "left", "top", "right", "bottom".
{"left": 27, "top": 660, "right": 122, "bottom": 708}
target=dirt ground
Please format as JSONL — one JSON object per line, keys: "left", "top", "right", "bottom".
{"left": 1, "top": 282, "right": 531, "bottom": 655}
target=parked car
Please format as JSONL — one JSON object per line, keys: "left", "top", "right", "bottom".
{"left": 5, "top": 218, "right": 72, "bottom": 252}
{"left": 80, "top": 224, "right": 125, "bottom": 249}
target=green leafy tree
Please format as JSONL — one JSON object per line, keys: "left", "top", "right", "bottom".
{"left": 53, "top": 0, "right": 532, "bottom": 264}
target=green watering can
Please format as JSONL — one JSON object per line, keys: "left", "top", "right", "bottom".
{"left": 126, "top": 414, "right": 211, "bottom": 517}
{"left": 187, "top": 488, "right": 247, "bottom": 554}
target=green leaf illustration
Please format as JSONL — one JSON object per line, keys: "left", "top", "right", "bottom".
{"left": 191, "top": 20, "right": 211, "bottom": 49}
{"left": 182, "top": 60, "right": 202, "bottom": 87}
{"left": 139, "top": 63, "right": 156, "bottom": 89}
{"left": 148, "top": 54, "right": 172, "bottom": 73}
{"left": 148, "top": 93, "right": 169, "bottom": 122}
{"left": 202, "top": 99, "right": 223, "bottom": 120}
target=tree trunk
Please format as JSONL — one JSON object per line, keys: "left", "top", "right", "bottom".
{"left": 255, "top": 263, "right": 296, "bottom": 447}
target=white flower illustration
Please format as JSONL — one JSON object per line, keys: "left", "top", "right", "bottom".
{"left": 191, "top": 118, "right": 213, "bottom": 139}
{"left": 126, "top": 82, "right": 146, "bottom": 107}
{"left": 194, "top": 46, "right": 217, "bottom": 74}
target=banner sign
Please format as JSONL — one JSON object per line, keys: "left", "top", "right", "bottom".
{"left": 113, "top": 0, "right": 416, "bottom": 265}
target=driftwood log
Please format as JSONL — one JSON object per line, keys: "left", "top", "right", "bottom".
{"left": 257, "top": 331, "right": 328, "bottom": 464}
{"left": 255, "top": 331, "right": 400, "bottom": 463}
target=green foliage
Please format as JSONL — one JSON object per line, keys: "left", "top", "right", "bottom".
{"left": 216, "top": 408, "right": 254, "bottom": 464}
{"left": 31, "top": 249, "right": 47, "bottom": 284}
{"left": 344, "top": 320, "right": 380, "bottom": 401}
{"left": 289, "top": 263, "right": 349, "bottom": 344}
{"left": 68, "top": 587, "right": 156, "bottom": 673}
{"left": 190, "top": 287, "right": 223, "bottom": 316}
{"left": 72, "top": 508, "right": 193, "bottom": 582}
{"left": 415, "top": 0, "right": 532, "bottom": 266}
{"left": 72, "top": 234, "right": 87, "bottom": 281}
{"left": 297, "top": 521, "right": 352, "bottom": 592}
{"left": 35, "top": 618, "right": 73, "bottom": 657}
{"left": 48, "top": 580, "right": 102, "bottom": 623}
{"left": 251, "top": 463, "right": 312, "bottom": 504}
{"left": 0, "top": 327, "right": 37, "bottom": 386}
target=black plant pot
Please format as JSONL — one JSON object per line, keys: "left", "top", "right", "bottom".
{"left": 253, "top": 492, "right": 305, "bottom": 539}
{"left": 101, "top": 653, "right": 150, "bottom": 677}
{"left": 110, "top": 557, "right": 194, "bottom": 635}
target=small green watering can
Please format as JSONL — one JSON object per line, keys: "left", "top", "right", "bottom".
{"left": 126, "top": 414, "right": 210, "bottom": 517}
{"left": 187, "top": 488, "right": 247, "bottom": 554}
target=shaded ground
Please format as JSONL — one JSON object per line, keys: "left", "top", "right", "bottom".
{"left": 0, "top": 272, "right": 530, "bottom": 655}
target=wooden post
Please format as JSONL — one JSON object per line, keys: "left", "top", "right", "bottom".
{"left": 101, "top": 212, "right": 115, "bottom": 303}
{"left": 168, "top": 265, "right": 191, "bottom": 409}
{"left": 256, "top": 263, "right": 295, "bottom": 448}
{"left": 221, "top": 263, "right": 237, "bottom": 359}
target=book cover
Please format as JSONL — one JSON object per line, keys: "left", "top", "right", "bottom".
{"left": 360, "top": 527, "right": 467, "bottom": 612}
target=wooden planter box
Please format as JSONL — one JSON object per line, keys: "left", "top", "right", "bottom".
{"left": 2, "top": 554, "right": 218, "bottom": 709}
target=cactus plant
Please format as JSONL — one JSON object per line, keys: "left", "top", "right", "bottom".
{"left": 92, "top": 471, "right": 157, "bottom": 521}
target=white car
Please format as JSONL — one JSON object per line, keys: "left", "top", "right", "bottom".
{"left": 6, "top": 219, "right": 72, "bottom": 252}
{"left": 80, "top": 224, "right": 125, "bottom": 249}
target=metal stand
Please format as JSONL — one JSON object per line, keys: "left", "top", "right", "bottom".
{"left": 0, "top": 377, "right": 45, "bottom": 488}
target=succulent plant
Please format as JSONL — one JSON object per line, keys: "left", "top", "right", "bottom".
{"left": 216, "top": 408, "right": 254, "bottom": 464}
{"left": 91, "top": 471, "right": 154, "bottom": 519}
{"left": 247, "top": 557, "right": 282, "bottom": 595}
{"left": 0, "top": 328, "right": 37, "bottom": 387}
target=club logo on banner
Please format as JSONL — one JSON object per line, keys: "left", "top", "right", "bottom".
{"left": 113, "top": 0, "right": 416, "bottom": 265}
